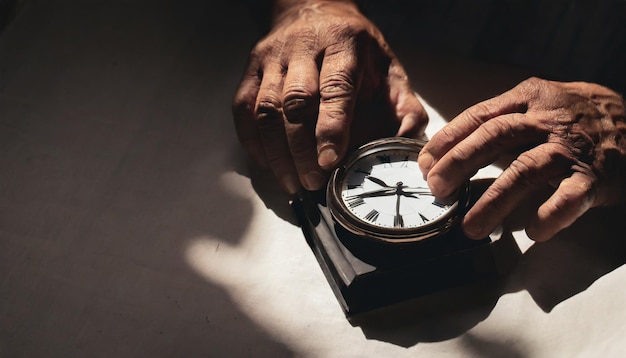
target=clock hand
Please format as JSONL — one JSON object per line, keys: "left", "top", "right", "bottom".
{"left": 394, "top": 184, "right": 404, "bottom": 228}
{"left": 365, "top": 176, "right": 393, "bottom": 188}
{"left": 401, "top": 188, "right": 435, "bottom": 195}
{"left": 346, "top": 188, "right": 396, "bottom": 199}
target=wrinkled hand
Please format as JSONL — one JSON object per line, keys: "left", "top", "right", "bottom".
{"left": 232, "top": 0, "right": 427, "bottom": 194}
{"left": 418, "top": 77, "right": 626, "bottom": 242}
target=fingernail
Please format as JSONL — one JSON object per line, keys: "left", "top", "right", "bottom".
{"left": 418, "top": 151, "right": 434, "bottom": 171}
{"left": 318, "top": 146, "right": 339, "bottom": 168}
{"left": 303, "top": 171, "right": 325, "bottom": 190}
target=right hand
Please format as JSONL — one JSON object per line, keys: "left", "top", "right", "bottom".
{"left": 418, "top": 77, "right": 626, "bottom": 242}
{"left": 232, "top": 0, "right": 428, "bottom": 194}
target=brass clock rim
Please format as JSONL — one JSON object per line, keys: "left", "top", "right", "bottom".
{"left": 326, "top": 137, "right": 470, "bottom": 244}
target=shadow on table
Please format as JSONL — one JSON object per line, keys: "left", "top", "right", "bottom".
{"left": 0, "top": 0, "right": 300, "bottom": 356}
{"left": 504, "top": 203, "right": 626, "bottom": 313}
{"left": 346, "top": 202, "right": 626, "bottom": 348}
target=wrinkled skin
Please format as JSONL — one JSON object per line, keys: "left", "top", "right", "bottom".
{"left": 232, "top": 0, "right": 427, "bottom": 194}
{"left": 419, "top": 77, "right": 626, "bottom": 242}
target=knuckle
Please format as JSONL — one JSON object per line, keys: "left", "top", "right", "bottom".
{"left": 437, "top": 125, "right": 461, "bottom": 144}
{"left": 283, "top": 87, "right": 316, "bottom": 104}
{"left": 327, "top": 20, "right": 365, "bottom": 40}
{"left": 448, "top": 146, "right": 471, "bottom": 164}
{"left": 232, "top": 97, "right": 254, "bottom": 121}
{"left": 232, "top": 83, "right": 260, "bottom": 121}
{"left": 251, "top": 37, "right": 280, "bottom": 58}
{"left": 481, "top": 114, "right": 526, "bottom": 144}
{"left": 520, "top": 76, "right": 547, "bottom": 91}
{"left": 562, "top": 177, "right": 595, "bottom": 206}
{"left": 523, "top": 76, "right": 544, "bottom": 87}
{"left": 546, "top": 190, "right": 580, "bottom": 215}
{"left": 255, "top": 97, "right": 285, "bottom": 132}
{"left": 256, "top": 96, "right": 282, "bottom": 118}
{"left": 518, "top": 77, "right": 546, "bottom": 99}
{"left": 283, "top": 88, "right": 317, "bottom": 122}
{"left": 480, "top": 184, "right": 509, "bottom": 213}
{"left": 507, "top": 153, "right": 541, "bottom": 188}
{"left": 469, "top": 102, "right": 497, "bottom": 123}
{"left": 319, "top": 72, "right": 355, "bottom": 101}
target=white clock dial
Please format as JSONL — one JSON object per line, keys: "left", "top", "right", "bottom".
{"left": 340, "top": 149, "right": 453, "bottom": 230}
{"left": 327, "top": 137, "right": 466, "bottom": 243}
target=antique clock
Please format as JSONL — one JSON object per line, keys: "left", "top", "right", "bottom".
{"left": 292, "top": 137, "right": 500, "bottom": 316}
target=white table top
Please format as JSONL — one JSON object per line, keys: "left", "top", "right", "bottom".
{"left": 2, "top": 1, "right": 626, "bottom": 357}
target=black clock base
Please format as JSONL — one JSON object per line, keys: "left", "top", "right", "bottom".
{"left": 292, "top": 189, "right": 500, "bottom": 317}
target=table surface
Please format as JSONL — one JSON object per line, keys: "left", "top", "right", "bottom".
{"left": 2, "top": 1, "right": 626, "bottom": 357}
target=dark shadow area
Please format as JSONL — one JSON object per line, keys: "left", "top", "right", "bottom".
{"left": 336, "top": 202, "right": 626, "bottom": 347}
{"left": 348, "top": 277, "right": 506, "bottom": 347}
{"left": 240, "top": 156, "right": 300, "bottom": 227}
{"left": 0, "top": 0, "right": 22, "bottom": 35}
{"left": 0, "top": 0, "right": 295, "bottom": 356}
{"left": 503, "top": 203, "right": 626, "bottom": 313}
{"left": 362, "top": 0, "right": 626, "bottom": 99}
{"left": 458, "top": 332, "right": 529, "bottom": 358}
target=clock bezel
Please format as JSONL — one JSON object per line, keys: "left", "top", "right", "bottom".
{"left": 327, "top": 137, "right": 470, "bottom": 244}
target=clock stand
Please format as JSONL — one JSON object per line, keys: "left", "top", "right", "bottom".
{"left": 292, "top": 189, "right": 501, "bottom": 317}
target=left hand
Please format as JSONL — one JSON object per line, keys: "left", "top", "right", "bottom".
{"left": 418, "top": 77, "right": 626, "bottom": 242}
{"left": 232, "top": 0, "right": 427, "bottom": 194}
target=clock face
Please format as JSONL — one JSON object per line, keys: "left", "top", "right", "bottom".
{"left": 327, "top": 138, "right": 465, "bottom": 242}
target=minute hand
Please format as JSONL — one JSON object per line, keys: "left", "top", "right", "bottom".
{"left": 401, "top": 187, "right": 435, "bottom": 195}
{"left": 347, "top": 188, "right": 396, "bottom": 199}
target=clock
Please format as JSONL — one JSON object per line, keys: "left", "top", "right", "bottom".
{"left": 327, "top": 137, "right": 467, "bottom": 244}
{"left": 292, "top": 137, "right": 502, "bottom": 317}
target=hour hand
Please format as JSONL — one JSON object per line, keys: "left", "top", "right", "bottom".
{"left": 366, "top": 176, "right": 393, "bottom": 188}
{"left": 347, "top": 188, "right": 396, "bottom": 199}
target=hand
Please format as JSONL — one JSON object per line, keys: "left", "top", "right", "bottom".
{"left": 418, "top": 77, "right": 626, "bottom": 242}
{"left": 394, "top": 189, "right": 403, "bottom": 228}
{"left": 347, "top": 188, "right": 396, "bottom": 199}
{"left": 232, "top": 0, "right": 428, "bottom": 194}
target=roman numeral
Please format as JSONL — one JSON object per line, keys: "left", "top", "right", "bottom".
{"left": 420, "top": 213, "right": 429, "bottom": 223}
{"left": 376, "top": 154, "right": 392, "bottom": 167}
{"left": 347, "top": 196, "right": 365, "bottom": 208}
{"left": 400, "top": 155, "right": 410, "bottom": 168}
{"left": 364, "top": 209, "right": 380, "bottom": 222}
{"left": 432, "top": 201, "right": 447, "bottom": 208}
{"left": 394, "top": 215, "right": 404, "bottom": 228}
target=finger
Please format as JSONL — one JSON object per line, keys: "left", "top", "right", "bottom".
{"left": 255, "top": 61, "right": 300, "bottom": 194}
{"left": 233, "top": 56, "right": 266, "bottom": 167}
{"left": 462, "top": 143, "right": 572, "bottom": 239}
{"left": 418, "top": 85, "right": 528, "bottom": 174}
{"left": 526, "top": 171, "right": 596, "bottom": 242}
{"left": 316, "top": 39, "right": 363, "bottom": 169}
{"left": 388, "top": 61, "right": 428, "bottom": 138}
{"left": 283, "top": 49, "right": 320, "bottom": 124}
{"left": 282, "top": 55, "right": 325, "bottom": 190}
{"left": 426, "top": 112, "right": 546, "bottom": 197}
